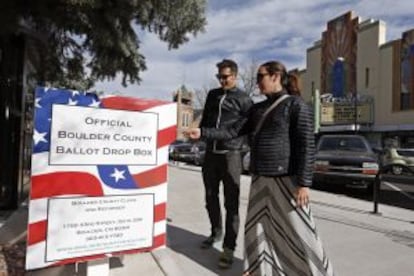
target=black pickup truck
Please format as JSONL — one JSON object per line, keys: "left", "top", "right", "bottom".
{"left": 313, "top": 134, "right": 379, "bottom": 191}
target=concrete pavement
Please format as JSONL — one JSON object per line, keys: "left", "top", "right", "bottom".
{"left": 163, "top": 163, "right": 414, "bottom": 276}
{"left": 1, "top": 163, "right": 414, "bottom": 275}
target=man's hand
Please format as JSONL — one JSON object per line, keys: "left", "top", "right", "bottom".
{"left": 183, "top": 128, "right": 201, "bottom": 139}
{"left": 295, "top": 186, "right": 309, "bottom": 208}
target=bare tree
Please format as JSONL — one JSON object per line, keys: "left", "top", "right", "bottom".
{"left": 194, "top": 81, "right": 216, "bottom": 109}
{"left": 194, "top": 87, "right": 208, "bottom": 109}
{"left": 239, "top": 58, "right": 260, "bottom": 96}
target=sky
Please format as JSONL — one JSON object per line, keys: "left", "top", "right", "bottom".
{"left": 93, "top": 0, "right": 414, "bottom": 101}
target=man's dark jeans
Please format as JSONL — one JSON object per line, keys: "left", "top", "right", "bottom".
{"left": 202, "top": 151, "right": 241, "bottom": 250}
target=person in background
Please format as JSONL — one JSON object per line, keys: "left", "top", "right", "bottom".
{"left": 185, "top": 60, "right": 334, "bottom": 276}
{"left": 196, "top": 59, "right": 253, "bottom": 269}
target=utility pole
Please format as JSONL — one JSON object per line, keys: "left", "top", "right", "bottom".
{"left": 313, "top": 89, "right": 320, "bottom": 134}
{"left": 354, "top": 90, "right": 358, "bottom": 133}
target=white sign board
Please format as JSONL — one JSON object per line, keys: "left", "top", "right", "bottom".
{"left": 27, "top": 87, "right": 176, "bottom": 270}
{"left": 50, "top": 105, "right": 158, "bottom": 165}
{"left": 46, "top": 194, "right": 154, "bottom": 261}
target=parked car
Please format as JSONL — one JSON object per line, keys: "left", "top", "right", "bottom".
{"left": 313, "top": 134, "right": 379, "bottom": 191}
{"left": 168, "top": 140, "right": 186, "bottom": 160}
{"left": 381, "top": 147, "right": 414, "bottom": 175}
{"left": 193, "top": 142, "right": 247, "bottom": 167}
{"left": 192, "top": 142, "right": 206, "bottom": 166}
{"left": 170, "top": 141, "right": 206, "bottom": 165}
{"left": 170, "top": 142, "right": 194, "bottom": 163}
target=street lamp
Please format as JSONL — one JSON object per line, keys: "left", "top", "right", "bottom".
{"left": 354, "top": 90, "right": 358, "bottom": 132}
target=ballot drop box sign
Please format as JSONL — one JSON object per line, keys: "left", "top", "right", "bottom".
{"left": 26, "top": 87, "right": 176, "bottom": 270}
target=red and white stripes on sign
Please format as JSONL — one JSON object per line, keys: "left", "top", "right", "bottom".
{"left": 26, "top": 98, "right": 177, "bottom": 270}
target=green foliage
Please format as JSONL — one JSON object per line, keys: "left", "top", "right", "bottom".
{"left": 0, "top": 0, "right": 206, "bottom": 90}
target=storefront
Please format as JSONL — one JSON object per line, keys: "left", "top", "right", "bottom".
{"left": 317, "top": 96, "right": 414, "bottom": 150}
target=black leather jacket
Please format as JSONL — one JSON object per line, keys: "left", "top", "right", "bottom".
{"left": 201, "top": 90, "right": 315, "bottom": 186}
{"left": 199, "top": 87, "right": 252, "bottom": 152}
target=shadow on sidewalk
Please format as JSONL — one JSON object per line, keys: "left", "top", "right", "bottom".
{"left": 167, "top": 224, "right": 243, "bottom": 276}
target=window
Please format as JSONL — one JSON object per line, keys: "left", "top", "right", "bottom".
{"left": 365, "top": 67, "right": 370, "bottom": 88}
{"left": 182, "top": 113, "right": 189, "bottom": 127}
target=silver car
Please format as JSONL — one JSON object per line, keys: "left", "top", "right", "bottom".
{"left": 381, "top": 147, "right": 414, "bottom": 175}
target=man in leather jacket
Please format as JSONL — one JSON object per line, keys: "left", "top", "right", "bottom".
{"left": 197, "top": 59, "right": 252, "bottom": 269}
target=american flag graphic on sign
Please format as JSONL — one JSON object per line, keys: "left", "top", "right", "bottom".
{"left": 26, "top": 87, "right": 176, "bottom": 270}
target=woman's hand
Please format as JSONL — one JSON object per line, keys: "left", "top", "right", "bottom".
{"left": 295, "top": 186, "right": 309, "bottom": 208}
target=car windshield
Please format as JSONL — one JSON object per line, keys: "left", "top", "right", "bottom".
{"left": 318, "top": 137, "right": 368, "bottom": 152}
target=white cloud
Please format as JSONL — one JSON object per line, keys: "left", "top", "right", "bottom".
{"left": 93, "top": 0, "right": 414, "bottom": 100}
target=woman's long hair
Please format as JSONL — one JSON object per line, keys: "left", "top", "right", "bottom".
{"left": 260, "top": 60, "right": 301, "bottom": 96}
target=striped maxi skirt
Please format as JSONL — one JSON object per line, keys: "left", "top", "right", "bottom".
{"left": 244, "top": 175, "right": 334, "bottom": 276}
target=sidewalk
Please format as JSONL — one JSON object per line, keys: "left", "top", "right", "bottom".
{"left": 164, "top": 164, "right": 414, "bottom": 276}
{"left": 1, "top": 163, "right": 413, "bottom": 275}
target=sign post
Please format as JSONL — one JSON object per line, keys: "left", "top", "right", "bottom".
{"left": 87, "top": 258, "right": 110, "bottom": 276}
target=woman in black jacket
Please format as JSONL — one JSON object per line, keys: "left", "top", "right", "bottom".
{"left": 186, "top": 60, "right": 334, "bottom": 276}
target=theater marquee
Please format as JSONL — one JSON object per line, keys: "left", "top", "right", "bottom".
{"left": 320, "top": 102, "right": 374, "bottom": 125}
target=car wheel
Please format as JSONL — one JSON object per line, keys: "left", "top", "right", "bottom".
{"left": 392, "top": 165, "right": 403, "bottom": 175}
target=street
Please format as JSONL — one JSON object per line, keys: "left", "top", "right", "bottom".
{"left": 381, "top": 176, "right": 414, "bottom": 210}
{"left": 181, "top": 160, "right": 414, "bottom": 210}
{"left": 313, "top": 174, "right": 414, "bottom": 211}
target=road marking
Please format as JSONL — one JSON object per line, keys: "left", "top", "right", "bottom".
{"left": 383, "top": 181, "right": 414, "bottom": 201}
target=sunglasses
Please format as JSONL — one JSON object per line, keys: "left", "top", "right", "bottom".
{"left": 216, "top": 74, "right": 233, "bottom": 80}
{"left": 256, "top": 72, "right": 270, "bottom": 82}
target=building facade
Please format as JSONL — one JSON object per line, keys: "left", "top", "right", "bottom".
{"left": 301, "top": 11, "right": 414, "bottom": 148}
{"left": 173, "top": 85, "right": 195, "bottom": 140}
